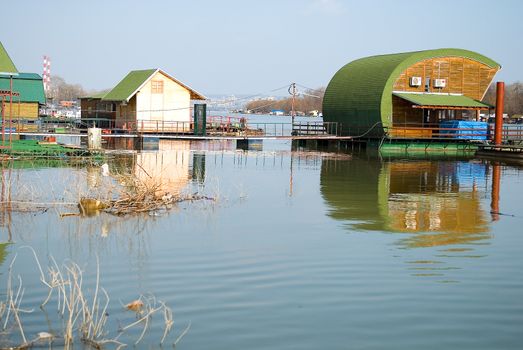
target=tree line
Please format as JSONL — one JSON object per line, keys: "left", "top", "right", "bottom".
{"left": 245, "top": 87, "right": 325, "bottom": 114}
{"left": 46, "top": 75, "right": 89, "bottom": 102}
{"left": 483, "top": 81, "right": 523, "bottom": 116}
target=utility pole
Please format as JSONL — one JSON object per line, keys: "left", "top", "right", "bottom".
{"left": 289, "top": 82, "right": 297, "bottom": 135}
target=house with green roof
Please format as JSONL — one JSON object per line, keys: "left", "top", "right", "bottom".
{"left": 323, "top": 48, "right": 501, "bottom": 141}
{"left": 0, "top": 42, "right": 18, "bottom": 74}
{"left": 1, "top": 42, "right": 45, "bottom": 123}
{"left": 81, "top": 68, "right": 206, "bottom": 132}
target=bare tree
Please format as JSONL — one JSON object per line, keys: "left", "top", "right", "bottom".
{"left": 245, "top": 87, "right": 325, "bottom": 114}
{"left": 483, "top": 81, "right": 523, "bottom": 116}
{"left": 48, "top": 75, "right": 87, "bottom": 102}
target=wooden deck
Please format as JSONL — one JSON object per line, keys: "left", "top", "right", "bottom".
{"left": 11, "top": 131, "right": 354, "bottom": 141}
{"left": 476, "top": 144, "right": 523, "bottom": 162}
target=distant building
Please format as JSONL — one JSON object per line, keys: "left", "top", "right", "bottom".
{"left": 270, "top": 109, "right": 285, "bottom": 116}
{"left": 60, "top": 100, "right": 76, "bottom": 108}
{"left": 0, "top": 42, "right": 45, "bottom": 125}
{"left": 80, "top": 68, "right": 206, "bottom": 132}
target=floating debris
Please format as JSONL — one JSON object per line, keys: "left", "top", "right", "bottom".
{"left": 78, "top": 198, "right": 109, "bottom": 216}
{"left": 125, "top": 300, "right": 144, "bottom": 313}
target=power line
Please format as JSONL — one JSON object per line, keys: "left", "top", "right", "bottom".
{"left": 206, "top": 84, "right": 291, "bottom": 105}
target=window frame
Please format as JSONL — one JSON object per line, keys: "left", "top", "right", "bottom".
{"left": 151, "top": 80, "right": 164, "bottom": 94}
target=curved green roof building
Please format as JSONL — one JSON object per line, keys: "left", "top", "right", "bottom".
{"left": 323, "top": 48, "right": 501, "bottom": 137}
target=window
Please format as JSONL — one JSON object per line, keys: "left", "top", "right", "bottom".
{"left": 151, "top": 80, "right": 164, "bottom": 94}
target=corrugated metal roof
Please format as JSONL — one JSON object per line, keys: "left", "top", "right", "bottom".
{"left": 9, "top": 72, "right": 41, "bottom": 80}
{"left": 322, "top": 48, "right": 501, "bottom": 134}
{"left": 393, "top": 93, "right": 491, "bottom": 108}
{"left": 0, "top": 73, "right": 45, "bottom": 103}
{"left": 81, "top": 90, "right": 109, "bottom": 99}
{"left": 0, "top": 42, "right": 18, "bottom": 74}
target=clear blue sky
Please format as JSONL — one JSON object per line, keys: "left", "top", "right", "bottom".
{"left": 2, "top": 0, "right": 522, "bottom": 95}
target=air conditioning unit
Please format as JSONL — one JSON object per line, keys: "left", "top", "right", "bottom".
{"left": 409, "top": 76, "right": 422, "bottom": 87}
{"left": 433, "top": 79, "right": 446, "bottom": 88}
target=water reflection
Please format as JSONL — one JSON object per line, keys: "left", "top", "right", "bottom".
{"left": 320, "top": 156, "right": 500, "bottom": 281}
{"left": 0, "top": 242, "right": 10, "bottom": 267}
{"left": 135, "top": 140, "right": 192, "bottom": 194}
{"left": 321, "top": 157, "right": 491, "bottom": 246}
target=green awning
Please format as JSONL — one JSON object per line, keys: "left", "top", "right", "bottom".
{"left": 393, "top": 92, "right": 491, "bottom": 109}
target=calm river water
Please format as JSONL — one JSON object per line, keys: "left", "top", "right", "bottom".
{"left": 1, "top": 139, "right": 522, "bottom": 349}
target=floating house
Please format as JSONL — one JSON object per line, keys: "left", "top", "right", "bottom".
{"left": 0, "top": 42, "right": 45, "bottom": 128}
{"left": 81, "top": 69, "right": 206, "bottom": 132}
{"left": 322, "top": 48, "right": 501, "bottom": 147}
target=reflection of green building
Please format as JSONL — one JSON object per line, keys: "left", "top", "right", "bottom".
{"left": 0, "top": 242, "right": 10, "bottom": 267}
{"left": 321, "top": 157, "right": 490, "bottom": 247}
{"left": 320, "top": 158, "right": 385, "bottom": 231}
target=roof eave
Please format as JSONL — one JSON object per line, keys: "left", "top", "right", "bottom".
{"left": 411, "top": 105, "right": 490, "bottom": 110}
{"left": 157, "top": 69, "right": 207, "bottom": 100}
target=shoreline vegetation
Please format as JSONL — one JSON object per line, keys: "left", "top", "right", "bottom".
{"left": 1, "top": 160, "right": 215, "bottom": 218}
{"left": 0, "top": 163, "right": 212, "bottom": 348}
{"left": 0, "top": 247, "right": 189, "bottom": 349}
{"left": 244, "top": 87, "right": 325, "bottom": 115}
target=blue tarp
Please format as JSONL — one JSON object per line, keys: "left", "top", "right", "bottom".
{"left": 439, "top": 120, "right": 488, "bottom": 140}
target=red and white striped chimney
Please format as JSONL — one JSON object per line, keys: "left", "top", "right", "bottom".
{"left": 43, "top": 55, "right": 51, "bottom": 93}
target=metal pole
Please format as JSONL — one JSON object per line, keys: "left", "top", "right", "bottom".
{"left": 9, "top": 75, "right": 13, "bottom": 145}
{"left": 494, "top": 82, "right": 504, "bottom": 145}
{"left": 1, "top": 97, "right": 4, "bottom": 143}
{"left": 290, "top": 83, "right": 296, "bottom": 135}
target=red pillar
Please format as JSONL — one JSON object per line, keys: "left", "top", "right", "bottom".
{"left": 494, "top": 82, "right": 504, "bottom": 145}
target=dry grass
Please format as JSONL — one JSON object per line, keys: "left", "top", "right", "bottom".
{"left": 0, "top": 163, "right": 214, "bottom": 218}
{"left": 98, "top": 172, "right": 214, "bottom": 216}
{"left": 0, "top": 248, "right": 189, "bottom": 350}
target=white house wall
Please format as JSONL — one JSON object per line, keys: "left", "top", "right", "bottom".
{"left": 136, "top": 71, "right": 191, "bottom": 131}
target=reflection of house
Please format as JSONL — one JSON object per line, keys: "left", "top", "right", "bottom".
{"left": 323, "top": 48, "right": 500, "bottom": 139}
{"left": 135, "top": 140, "right": 192, "bottom": 194}
{"left": 80, "top": 69, "right": 206, "bottom": 132}
{"left": 384, "top": 162, "right": 488, "bottom": 237}
{"left": 320, "top": 158, "right": 489, "bottom": 247}
{"left": 0, "top": 42, "right": 45, "bottom": 126}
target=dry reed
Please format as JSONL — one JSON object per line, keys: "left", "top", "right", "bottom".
{"left": 0, "top": 248, "right": 188, "bottom": 349}
{"left": 1, "top": 163, "right": 214, "bottom": 217}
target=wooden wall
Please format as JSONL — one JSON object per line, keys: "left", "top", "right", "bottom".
{"left": 393, "top": 57, "right": 498, "bottom": 100}
{"left": 392, "top": 95, "right": 423, "bottom": 125}
{"left": 80, "top": 99, "right": 98, "bottom": 119}
{"left": 1, "top": 102, "right": 39, "bottom": 119}
{"left": 391, "top": 57, "right": 498, "bottom": 127}
{"left": 117, "top": 96, "right": 137, "bottom": 121}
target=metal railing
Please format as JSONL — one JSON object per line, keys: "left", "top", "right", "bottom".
{"left": 384, "top": 124, "right": 523, "bottom": 142}
{"left": 6, "top": 116, "right": 523, "bottom": 142}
